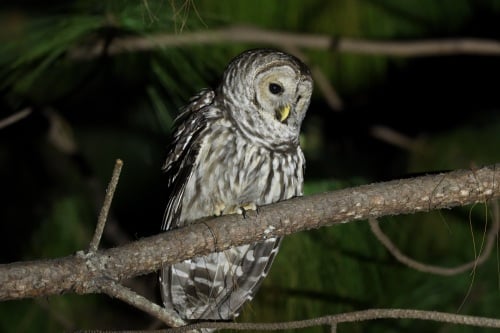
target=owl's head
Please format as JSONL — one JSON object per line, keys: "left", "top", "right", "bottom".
{"left": 220, "top": 49, "right": 313, "bottom": 147}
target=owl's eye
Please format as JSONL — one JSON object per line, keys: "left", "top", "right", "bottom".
{"left": 268, "top": 83, "right": 283, "bottom": 95}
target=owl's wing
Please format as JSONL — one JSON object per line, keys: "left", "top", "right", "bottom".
{"left": 161, "top": 89, "right": 215, "bottom": 230}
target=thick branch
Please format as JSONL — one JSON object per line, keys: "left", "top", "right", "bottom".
{"left": 69, "top": 26, "right": 500, "bottom": 60}
{"left": 0, "top": 164, "right": 498, "bottom": 301}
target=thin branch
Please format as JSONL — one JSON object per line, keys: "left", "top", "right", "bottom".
{"left": 368, "top": 208, "right": 499, "bottom": 275}
{"left": 98, "top": 279, "right": 186, "bottom": 328}
{"left": 0, "top": 164, "right": 498, "bottom": 302}
{"left": 370, "top": 125, "right": 421, "bottom": 152}
{"left": 88, "top": 160, "right": 185, "bottom": 329}
{"left": 311, "top": 66, "right": 343, "bottom": 111}
{"left": 89, "top": 159, "right": 123, "bottom": 253}
{"left": 69, "top": 26, "right": 500, "bottom": 60}
{"left": 149, "top": 308, "right": 500, "bottom": 332}
{"left": 0, "top": 108, "right": 32, "bottom": 129}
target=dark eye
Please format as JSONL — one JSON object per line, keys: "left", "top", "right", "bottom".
{"left": 268, "top": 83, "right": 283, "bottom": 95}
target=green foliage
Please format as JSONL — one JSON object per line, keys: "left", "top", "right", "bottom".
{"left": 1, "top": 15, "right": 102, "bottom": 102}
{"left": 30, "top": 195, "right": 92, "bottom": 258}
{"left": 408, "top": 113, "right": 500, "bottom": 172}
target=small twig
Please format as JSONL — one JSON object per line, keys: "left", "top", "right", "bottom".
{"left": 98, "top": 279, "right": 186, "bottom": 328}
{"left": 370, "top": 125, "right": 421, "bottom": 151}
{"left": 89, "top": 159, "right": 123, "bottom": 253}
{"left": 311, "top": 66, "right": 343, "bottom": 111}
{"left": 368, "top": 205, "right": 499, "bottom": 275}
{"left": 149, "top": 308, "right": 500, "bottom": 332}
{"left": 45, "top": 109, "right": 78, "bottom": 154}
{"left": 85, "top": 159, "right": 186, "bottom": 330}
{"left": 0, "top": 108, "right": 32, "bottom": 129}
{"left": 73, "top": 308, "right": 500, "bottom": 333}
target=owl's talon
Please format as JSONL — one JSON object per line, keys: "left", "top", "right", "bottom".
{"left": 239, "top": 203, "right": 257, "bottom": 219}
{"left": 241, "top": 203, "right": 257, "bottom": 211}
{"left": 213, "top": 203, "right": 226, "bottom": 216}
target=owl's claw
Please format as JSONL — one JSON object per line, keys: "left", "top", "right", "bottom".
{"left": 213, "top": 203, "right": 226, "bottom": 216}
{"left": 217, "top": 203, "right": 258, "bottom": 218}
{"left": 240, "top": 203, "right": 257, "bottom": 219}
{"left": 241, "top": 203, "right": 257, "bottom": 211}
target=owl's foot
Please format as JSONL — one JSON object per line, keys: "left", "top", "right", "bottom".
{"left": 217, "top": 202, "right": 258, "bottom": 218}
{"left": 239, "top": 203, "right": 258, "bottom": 219}
{"left": 213, "top": 202, "right": 226, "bottom": 216}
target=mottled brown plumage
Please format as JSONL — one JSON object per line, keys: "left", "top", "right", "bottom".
{"left": 160, "top": 49, "right": 313, "bottom": 324}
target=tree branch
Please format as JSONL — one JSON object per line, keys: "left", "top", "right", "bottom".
{"left": 74, "top": 308, "right": 500, "bottom": 332}
{"left": 98, "top": 279, "right": 186, "bottom": 328}
{"left": 368, "top": 199, "right": 499, "bottom": 275}
{"left": 0, "top": 108, "right": 32, "bottom": 129}
{"left": 157, "top": 308, "right": 500, "bottom": 332}
{"left": 69, "top": 26, "right": 500, "bottom": 60}
{"left": 0, "top": 164, "right": 498, "bottom": 302}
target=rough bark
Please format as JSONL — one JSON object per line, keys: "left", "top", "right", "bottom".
{"left": 0, "top": 164, "right": 498, "bottom": 301}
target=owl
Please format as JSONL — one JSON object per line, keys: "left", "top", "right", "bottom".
{"left": 160, "top": 49, "right": 313, "bottom": 324}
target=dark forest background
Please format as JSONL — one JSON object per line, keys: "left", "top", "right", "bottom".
{"left": 1, "top": 1, "right": 499, "bottom": 332}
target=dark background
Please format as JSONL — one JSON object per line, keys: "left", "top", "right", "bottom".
{"left": 1, "top": 1, "right": 499, "bottom": 332}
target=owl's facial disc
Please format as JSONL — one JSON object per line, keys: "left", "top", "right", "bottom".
{"left": 255, "top": 66, "right": 303, "bottom": 126}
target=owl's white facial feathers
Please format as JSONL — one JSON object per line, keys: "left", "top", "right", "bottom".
{"left": 256, "top": 66, "right": 296, "bottom": 122}
{"left": 249, "top": 66, "right": 311, "bottom": 151}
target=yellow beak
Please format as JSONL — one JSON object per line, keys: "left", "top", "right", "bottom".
{"left": 276, "top": 104, "right": 291, "bottom": 123}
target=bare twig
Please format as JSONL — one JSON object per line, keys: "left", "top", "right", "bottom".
{"left": 0, "top": 164, "right": 499, "bottom": 302}
{"left": 45, "top": 109, "right": 79, "bottom": 154}
{"left": 311, "top": 66, "right": 343, "bottom": 111}
{"left": 74, "top": 308, "right": 500, "bottom": 333}
{"left": 111, "top": 308, "right": 500, "bottom": 332}
{"left": 368, "top": 207, "right": 499, "bottom": 275}
{"left": 0, "top": 108, "right": 32, "bottom": 129}
{"left": 69, "top": 26, "right": 500, "bottom": 60}
{"left": 98, "top": 279, "right": 185, "bottom": 327}
{"left": 89, "top": 159, "right": 123, "bottom": 253}
{"left": 90, "top": 160, "right": 185, "bottom": 328}
{"left": 370, "top": 125, "right": 421, "bottom": 151}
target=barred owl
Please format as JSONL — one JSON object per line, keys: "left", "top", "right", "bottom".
{"left": 160, "top": 49, "right": 313, "bottom": 324}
